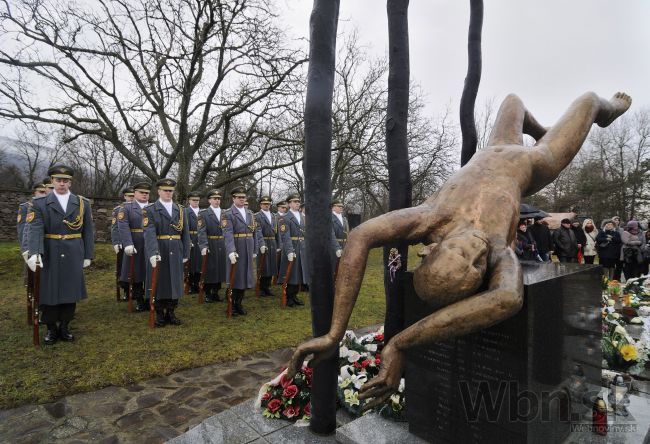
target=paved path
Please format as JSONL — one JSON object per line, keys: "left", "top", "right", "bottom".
{"left": 0, "top": 348, "right": 295, "bottom": 444}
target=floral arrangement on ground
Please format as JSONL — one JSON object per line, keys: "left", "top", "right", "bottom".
{"left": 256, "top": 326, "right": 405, "bottom": 423}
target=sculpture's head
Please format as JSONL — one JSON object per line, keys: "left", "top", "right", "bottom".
{"left": 413, "top": 230, "right": 489, "bottom": 303}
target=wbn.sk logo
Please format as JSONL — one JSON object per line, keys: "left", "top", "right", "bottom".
{"left": 459, "top": 380, "right": 579, "bottom": 423}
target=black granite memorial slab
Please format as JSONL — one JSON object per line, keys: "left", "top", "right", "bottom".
{"left": 404, "top": 262, "right": 602, "bottom": 444}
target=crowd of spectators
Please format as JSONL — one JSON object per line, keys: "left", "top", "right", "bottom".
{"left": 514, "top": 214, "right": 650, "bottom": 281}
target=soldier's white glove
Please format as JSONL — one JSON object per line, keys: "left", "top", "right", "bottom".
{"left": 287, "top": 252, "right": 296, "bottom": 262}
{"left": 83, "top": 259, "right": 91, "bottom": 268}
{"left": 336, "top": 249, "right": 342, "bottom": 258}
{"left": 113, "top": 244, "right": 122, "bottom": 254}
{"left": 276, "top": 248, "right": 282, "bottom": 253}
{"left": 183, "top": 257, "right": 189, "bottom": 263}
{"left": 22, "top": 251, "right": 29, "bottom": 262}
{"left": 124, "top": 245, "right": 137, "bottom": 256}
{"left": 27, "top": 254, "right": 43, "bottom": 272}
{"left": 260, "top": 246, "right": 268, "bottom": 254}
{"left": 229, "top": 252, "right": 238, "bottom": 264}
{"left": 253, "top": 253, "right": 257, "bottom": 259}
{"left": 201, "top": 247, "right": 208, "bottom": 256}
{"left": 150, "top": 255, "right": 161, "bottom": 268}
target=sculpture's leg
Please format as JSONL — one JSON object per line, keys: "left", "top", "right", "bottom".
{"left": 488, "top": 94, "right": 547, "bottom": 145}
{"left": 533, "top": 92, "right": 631, "bottom": 180}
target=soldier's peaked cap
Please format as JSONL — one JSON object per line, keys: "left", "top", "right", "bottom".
{"left": 42, "top": 177, "right": 54, "bottom": 188}
{"left": 286, "top": 193, "right": 301, "bottom": 202}
{"left": 207, "top": 189, "right": 222, "bottom": 199}
{"left": 132, "top": 181, "right": 152, "bottom": 192}
{"left": 331, "top": 198, "right": 344, "bottom": 207}
{"left": 48, "top": 164, "right": 74, "bottom": 179}
{"left": 122, "top": 187, "right": 135, "bottom": 196}
{"left": 259, "top": 195, "right": 272, "bottom": 204}
{"left": 32, "top": 182, "right": 47, "bottom": 192}
{"left": 156, "top": 178, "right": 176, "bottom": 190}
{"left": 187, "top": 191, "right": 202, "bottom": 199}
{"left": 231, "top": 186, "right": 247, "bottom": 197}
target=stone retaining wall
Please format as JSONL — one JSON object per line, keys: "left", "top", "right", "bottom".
{"left": 0, "top": 188, "right": 121, "bottom": 242}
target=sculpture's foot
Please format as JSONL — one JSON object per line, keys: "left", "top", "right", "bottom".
{"left": 596, "top": 92, "right": 632, "bottom": 127}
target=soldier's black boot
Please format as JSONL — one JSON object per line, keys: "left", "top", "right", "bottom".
{"left": 204, "top": 284, "right": 215, "bottom": 303}
{"left": 285, "top": 285, "right": 296, "bottom": 307}
{"left": 135, "top": 285, "right": 147, "bottom": 312}
{"left": 155, "top": 305, "right": 166, "bottom": 328}
{"left": 44, "top": 324, "right": 58, "bottom": 345}
{"left": 262, "top": 277, "right": 273, "bottom": 296}
{"left": 236, "top": 291, "right": 247, "bottom": 315}
{"left": 190, "top": 273, "right": 201, "bottom": 294}
{"left": 59, "top": 321, "right": 74, "bottom": 341}
{"left": 292, "top": 285, "right": 305, "bottom": 306}
{"left": 167, "top": 308, "right": 182, "bottom": 326}
{"left": 120, "top": 282, "right": 130, "bottom": 301}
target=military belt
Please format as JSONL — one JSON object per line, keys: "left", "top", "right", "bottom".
{"left": 45, "top": 233, "right": 82, "bottom": 240}
{"left": 263, "top": 236, "right": 275, "bottom": 240}
{"left": 189, "top": 230, "right": 198, "bottom": 235}
{"left": 208, "top": 235, "right": 224, "bottom": 239}
{"left": 130, "top": 229, "right": 144, "bottom": 233}
{"left": 290, "top": 236, "right": 304, "bottom": 241}
{"left": 234, "top": 233, "right": 253, "bottom": 238}
{"left": 337, "top": 238, "right": 347, "bottom": 243}
{"left": 157, "top": 235, "right": 181, "bottom": 240}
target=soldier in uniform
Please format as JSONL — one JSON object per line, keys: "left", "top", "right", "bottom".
{"left": 17, "top": 182, "right": 48, "bottom": 259}
{"left": 331, "top": 198, "right": 347, "bottom": 274}
{"left": 43, "top": 177, "right": 55, "bottom": 194}
{"left": 222, "top": 186, "right": 264, "bottom": 315}
{"left": 185, "top": 191, "right": 202, "bottom": 294}
{"left": 197, "top": 189, "right": 228, "bottom": 303}
{"left": 276, "top": 201, "right": 288, "bottom": 216}
{"left": 255, "top": 195, "right": 277, "bottom": 296}
{"left": 143, "top": 178, "right": 190, "bottom": 327}
{"left": 111, "top": 187, "right": 134, "bottom": 300}
{"left": 117, "top": 182, "right": 151, "bottom": 311}
{"left": 26, "top": 165, "right": 95, "bottom": 344}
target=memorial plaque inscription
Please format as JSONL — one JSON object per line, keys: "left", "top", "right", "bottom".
{"left": 404, "top": 263, "right": 602, "bottom": 443}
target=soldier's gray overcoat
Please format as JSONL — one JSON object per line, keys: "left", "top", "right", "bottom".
{"left": 222, "top": 205, "right": 264, "bottom": 290}
{"left": 255, "top": 211, "right": 278, "bottom": 278}
{"left": 197, "top": 208, "right": 228, "bottom": 284}
{"left": 118, "top": 202, "right": 147, "bottom": 283}
{"left": 331, "top": 213, "right": 349, "bottom": 274}
{"left": 186, "top": 207, "right": 202, "bottom": 274}
{"left": 17, "top": 201, "right": 30, "bottom": 249}
{"left": 143, "top": 200, "right": 190, "bottom": 300}
{"left": 27, "top": 192, "right": 95, "bottom": 305}
{"left": 277, "top": 211, "right": 310, "bottom": 286}
{"left": 110, "top": 204, "right": 123, "bottom": 247}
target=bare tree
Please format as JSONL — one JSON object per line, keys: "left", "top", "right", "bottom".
{"left": 14, "top": 124, "right": 64, "bottom": 188}
{"left": 0, "top": 0, "right": 306, "bottom": 197}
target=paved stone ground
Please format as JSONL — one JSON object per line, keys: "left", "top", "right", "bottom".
{"left": 0, "top": 348, "right": 295, "bottom": 444}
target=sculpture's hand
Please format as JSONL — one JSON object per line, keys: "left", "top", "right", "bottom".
{"left": 286, "top": 335, "right": 338, "bottom": 379}
{"left": 359, "top": 342, "right": 405, "bottom": 411}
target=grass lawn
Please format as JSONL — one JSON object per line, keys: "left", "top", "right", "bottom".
{"left": 0, "top": 241, "right": 419, "bottom": 409}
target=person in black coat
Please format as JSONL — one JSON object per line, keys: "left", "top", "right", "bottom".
{"left": 553, "top": 218, "right": 578, "bottom": 262}
{"left": 515, "top": 220, "right": 538, "bottom": 261}
{"left": 528, "top": 217, "right": 553, "bottom": 262}
{"left": 571, "top": 219, "right": 587, "bottom": 261}
{"left": 596, "top": 220, "right": 622, "bottom": 279}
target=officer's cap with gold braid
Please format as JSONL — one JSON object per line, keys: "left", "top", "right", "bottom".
{"left": 32, "top": 182, "right": 47, "bottom": 192}
{"left": 331, "top": 198, "right": 344, "bottom": 207}
{"left": 286, "top": 193, "right": 301, "bottom": 203}
{"left": 207, "top": 189, "right": 222, "bottom": 199}
{"left": 48, "top": 164, "right": 74, "bottom": 179}
{"left": 42, "top": 177, "right": 54, "bottom": 189}
{"left": 231, "top": 186, "right": 247, "bottom": 197}
{"left": 156, "top": 178, "right": 176, "bottom": 190}
{"left": 259, "top": 195, "right": 272, "bottom": 204}
{"left": 276, "top": 200, "right": 287, "bottom": 208}
{"left": 122, "top": 187, "right": 135, "bottom": 197}
{"left": 132, "top": 181, "right": 152, "bottom": 193}
{"left": 187, "top": 191, "right": 201, "bottom": 199}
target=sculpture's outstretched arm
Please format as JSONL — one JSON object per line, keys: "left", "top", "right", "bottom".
{"left": 285, "top": 204, "right": 440, "bottom": 378}
{"left": 359, "top": 247, "right": 523, "bottom": 410}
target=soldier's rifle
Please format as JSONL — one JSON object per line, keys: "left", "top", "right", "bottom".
{"left": 255, "top": 251, "right": 266, "bottom": 297}
{"left": 32, "top": 260, "right": 41, "bottom": 347}
{"left": 127, "top": 254, "right": 135, "bottom": 313}
{"left": 226, "top": 262, "right": 237, "bottom": 318}
{"left": 272, "top": 249, "right": 280, "bottom": 285}
{"left": 115, "top": 249, "right": 123, "bottom": 301}
{"left": 281, "top": 257, "right": 295, "bottom": 307}
{"left": 183, "top": 258, "right": 190, "bottom": 295}
{"left": 197, "top": 252, "right": 208, "bottom": 304}
{"left": 26, "top": 266, "right": 33, "bottom": 326}
{"left": 148, "top": 262, "right": 160, "bottom": 329}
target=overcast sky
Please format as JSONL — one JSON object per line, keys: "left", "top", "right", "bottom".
{"left": 279, "top": 0, "right": 650, "bottom": 125}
